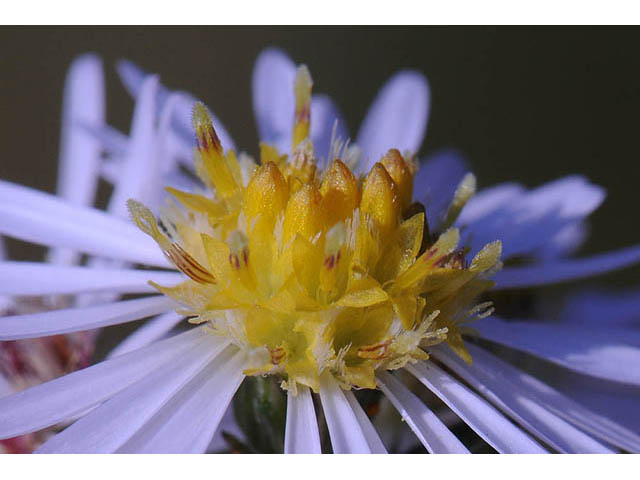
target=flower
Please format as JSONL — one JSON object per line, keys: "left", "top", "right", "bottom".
{"left": 1, "top": 48, "right": 639, "bottom": 453}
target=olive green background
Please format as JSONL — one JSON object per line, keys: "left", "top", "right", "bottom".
{"left": 1, "top": 27, "right": 638, "bottom": 287}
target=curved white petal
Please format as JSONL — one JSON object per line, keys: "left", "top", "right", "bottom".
{"left": 0, "top": 326, "right": 208, "bottom": 439}
{"left": 84, "top": 123, "right": 128, "bottom": 156}
{"left": 0, "top": 295, "right": 174, "bottom": 341}
{"left": 36, "top": 335, "right": 227, "bottom": 453}
{"left": 0, "top": 180, "right": 169, "bottom": 268}
{"left": 344, "top": 390, "right": 387, "bottom": 453}
{"left": 106, "top": 74, "right": 159, "bottom": 218}
{"left": 102, "top": 158, "right": 199, "bottom": 198}
{"left": 405, "top": 361, "right": 546, "bottom": 453}
{"left": 252, "top": 48, "right": 296, "bottom": 153}
{"left": 78, "top": 74, "right": 162, "bottom": 307}
{"left": 117, "top": 346, "right": 246, "bottom": 453}
{"left": 117, "top": 59, "right": 235, "bottom": 152}
{"left": 493, "top": 244, "right": 640, "bottom": 289}
{"left": 357, "top": 70, "right": 429, "bottom": 171}
{"left": 49, "top": 54, "right": 105, "bottom": 266}
{"left": 318, "top": 373, "right": 386, "bottom": 453}
{"left": 0, "top": 262, "right": 181, "bottom": 296}
{"left": 284, "top": 385, "right": 321, "bottom": 453}
{"left": 433, "top": 344, "right": 616, "bottom": 453}
{"left": 413, "top": 149, "right": 469, "bottom": 231}
{"left": 107, "top": 310, "right": 184, "bottom": 358}
{"left": 376, "top": 370, "right": 469, "bottom": 454}
{"left": 474, "top": 317, "right": 640, "bottom": 386}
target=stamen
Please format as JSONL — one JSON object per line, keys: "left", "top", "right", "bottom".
{"left": 292, "top": 65, "right": 312, "bottom": 150}
{"left": 165, "top": 243, "right": 216, "bottom": 284}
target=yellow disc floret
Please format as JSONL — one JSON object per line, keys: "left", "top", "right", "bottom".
{"left": 128, "top": 63, "right": 502, "bottom": 393}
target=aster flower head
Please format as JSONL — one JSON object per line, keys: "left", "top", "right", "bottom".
{"left": 1, "top": 48, "right": 639, "bottom": 454}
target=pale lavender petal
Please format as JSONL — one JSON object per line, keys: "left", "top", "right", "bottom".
{"left": 0, "top": 262, "right": 182, "bottom": 296}
{"left": 405, "top": 361, "right": 546, "bottom": 453}
{"left": 457, "top": 183, "right": 524, "bottom": 225}
{"left": 461, "top": 176, "right": 605, "bottom": 258}
{"left": 433, "top": 344, "right": 616, "bottom": 453}
{"left": 0, "top": 327, "right": 208, "bottom": 439}
{"left": 252, "top": 47, "right": 296, "bottom": 153}
{"left": 284, "top": 385, "right": 322, "bottom": 453}
{"left": 413, "top": 149, "right": 469, "bottom": 231}
{"left": 116, "top": 59, "right": 235, "bottom": 152}
{"left": 102, "top": 157, "right": 199, "bottom": 199}
{"left": 376, "top": 370, "right": 469, "bottom": 453}
{"left": 0, "top": 372, "right": 12, "bottom": 398}
{"left": 474, "top": 317, "right": 640, "bottom": 385}
{"left": 318, "top": 373, "right": 382, "bottom": 453}
{"left": 0, "top": 237, "right": 12, "bottom": 312}
{"left": 107, "top": 310, "right": 184, "bottom": 358}
{"left": 117, "top": 346, "right": 245, "bottom": 453}
{"left": 0, "top": 180, "right": 169, "bottom": 267}
{"left": 106, "top": 74, "right": 159, "bottom": 218}
{"left": 534, "top": 368, "right": 640, "bottom": 449}
{"left": 358, "top": 70, "right": 430, "bottom": 171}
{"left": 49, "top": 54, "right": 105, "bottom": 266}
{"left": 207, "top": 403, "right": 245, "bottom": 453}
{"left": 561, "top": 288, "right": 640, "bottom": 328}
{"left": 84, "top": 123, "right": 128, "bottom": 156}
{"left": 0, "top": 296, "right": 174, "bottom": 341}
{"left": 344, "top": 390, "right": 387, "bottom": 453}
{"left": 535, "top": 222, "right": 588, "bottom": 260}
{"left": 78, "top": 74, "right": 161, "bottom": 307}
{"left": 36, "top": 334, "right": 227, "bottom": 453}
{"left": 493, "top": 244, "right": 640, "bottom": 289}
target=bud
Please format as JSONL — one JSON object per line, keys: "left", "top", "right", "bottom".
{"left": 320, "top": 159, "right": 359, "bottom": 227}
{"left": 360, "top": 163, "right": 400, "bottom": 237}
{"left": 243, "top": 162, "right": 289, "bottom": 225}
{"left": 381, "top": 149, "right": 413, "bottom": 210}
{"left": 283, "top": 183, "right": 325, "bottom": 244}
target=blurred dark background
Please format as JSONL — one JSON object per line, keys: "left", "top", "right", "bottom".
{"left": 1, "top": 26, "right": 638, "bottom": 287}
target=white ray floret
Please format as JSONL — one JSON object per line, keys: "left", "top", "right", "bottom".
{"left": 318, "top": 373, "right": 386, "bottom": 453}
{"left": 49, "top": 54, "right": 105, "bottom": 266}
{"left": 107, "top": 310, "right": 184, "bottom": 358}
{"left": 0, "top": 180, "right": 169, "bottom": 267}
{"left": 0, "top": 262, "right": 182, "bottom": 296}
{"left": 36, "top": 334, "right": 228, "bottom": 453}
{"left": 284, "top": 385, "right": 322, "bottom": 454}
{"left": 433, "top": 344, "right": 617, "bottom": 453}
{"left": 116, "top": 346, "right": 246, "bottom": 453}
{"left": 405, "top": 361, "right": 546, "bottom": 453}
{"left": 0, "top": 327, "right": 213, "bottom": 440}
{"left": 376, "top": 370, "right": 469, "bottom": 454}
{"left": 493, "top": 244, "right": 640, "bottom": 289}
{"left": 0, "top": 295, "right": 175, "bottom": 341}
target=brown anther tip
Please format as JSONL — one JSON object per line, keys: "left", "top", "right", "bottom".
{"left": 323, "top": 254, "right": 336, "bottom": 270}
{"left": 269, "top": 347, "right": 286, "bottom": 365}
{"left": 423, "top": 247, "right": 439, "bottom": 261}
{"left": 166, "top": 243, "right": 216, "bottom": 284}
{"left": 193, "top": 102, "right": 222, "bottom": 153}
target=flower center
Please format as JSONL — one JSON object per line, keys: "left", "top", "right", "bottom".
{"left": 128, "top": 65, "right": 501, "bottom": 392}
